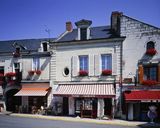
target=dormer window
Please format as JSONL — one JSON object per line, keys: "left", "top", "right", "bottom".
{"left": 146, "top": 41, "right": 157, "bottom": 56}
{"left": 75, "top": 19, "right": 92, "bottom": 40}
{"left": 41, "top": 42, "right": 49, "bottom": 52}
{"left": 80, "top": 28, "right": 87, "bottom": 40}
{"left": 147, "top": 41, "right": 155, "bottom": 50}
{"left": 42, "top": 42, "right": 48, "bottom": 51}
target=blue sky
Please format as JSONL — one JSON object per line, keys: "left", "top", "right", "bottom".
{"left": 0, "top": 0, "right": 160, "bottom": 41}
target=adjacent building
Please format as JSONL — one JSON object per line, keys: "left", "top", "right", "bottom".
{"left": 0, "top": 39, "right": 53, "bottom": 113}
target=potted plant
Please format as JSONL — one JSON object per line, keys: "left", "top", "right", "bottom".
{"left": 35, "top": 70, "right": 42, "bottom": 75}
{"left": 28, "top": 70, "right": 35, "bottom": 76}
{"left": 101, "top": 69, "right": 112, "bottom": 76}
{"left": 146, "top": 48, "right": 157, "bottom": 56}
{"left": 142, "top": 80, "right": 158, "bottom": 86}
{"left": 79, "top": 70, "right": 88, "bottom": 76}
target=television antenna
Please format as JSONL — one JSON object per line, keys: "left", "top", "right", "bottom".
{"left": 44, "top": 25, "right": 51, "bottom": 41}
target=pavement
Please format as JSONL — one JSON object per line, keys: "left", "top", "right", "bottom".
{"left": 1, "top": 111, "right": 160, "bottom": 127}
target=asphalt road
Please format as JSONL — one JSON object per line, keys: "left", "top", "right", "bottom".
{"left": 0, "top": 114, "right": 141, "bottom": 128}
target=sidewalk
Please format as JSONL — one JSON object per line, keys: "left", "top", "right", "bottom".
{"left": 1, "top": 112, "right": 160, "bottom": 127}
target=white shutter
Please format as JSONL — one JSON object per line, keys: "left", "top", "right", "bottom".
{"left": 72, "top": 56, "right": 79, "bottom": 76}
{"left": 19, "top": 62, "right": 22, "bottom": 72}
{"left": 112, "top": 53, "right": 117, "bottom": 75}
{"left": 89, "top": 54, "right": 94, "bottom": 76}
{"left": 94, "top": 55, "right": 101, "bottom": 76}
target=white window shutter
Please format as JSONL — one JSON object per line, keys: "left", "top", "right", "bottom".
{"left": 112, "top": 53, "right": 117, "bottom": 75}
{"left": 20, "top": 62, "right": 22, "bottom": 72}
{"left": 94, "top": 55, "right": 101, "bottom": 76}
{"left": 89, "top": 54, "right": 94, "bottom": 76}
{"left": 72, "top": 56, "right": 79, "bottom": 76}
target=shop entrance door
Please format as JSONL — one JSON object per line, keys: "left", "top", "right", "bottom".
{"left": 63, "top": 97, "right": 68, "bottom": 115}
{"left": 104, "top": 98, "right": 112, "bottom": 118}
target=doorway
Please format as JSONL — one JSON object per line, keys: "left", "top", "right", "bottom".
{"left": 63, "top": 97, "right": 69, "bottom": 115}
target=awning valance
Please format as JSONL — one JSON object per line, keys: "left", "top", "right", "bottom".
{"left": 15, "top": 83, "right": 50, "bottom": 96}
{"left": 53, "top": 83, "right": 115, "bottom": 98}
{"left": 124, "top": 90, "right": 160, "bottom": 102}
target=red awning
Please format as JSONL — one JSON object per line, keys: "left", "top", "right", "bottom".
{"left": 124, "top": 90, "right": 160, "bottom": 102}
{"left": 53, "top": 84, "right": 115, "bottom": 98}
{"left": 15, "top": 83, "right": 50, "bottom": 96}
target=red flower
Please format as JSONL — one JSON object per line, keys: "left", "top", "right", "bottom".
{"left": 102, "top": 70, "right": 112, "bottom": 76}
{"left": 0, "top": 73, "right": 4, "bottom": 77}
{"left": 79, "top": 70, "right": 88, "bottom": 76}
{"left": 142, "top": 80, "right": 158, "bottom": 86}
{"left": 35, "top": 70, "right": 41, "bottom": 75}
{"left": 146, "top": 48, "right": 157, "bottom": 56}
{"left": 5, "top": 72, "right": 16, "bottom": 77}
{"left": 28, "top": 70, "right": 35, "bottom": 76}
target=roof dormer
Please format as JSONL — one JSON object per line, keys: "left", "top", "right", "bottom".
{"left": 75, "top": 19, "right": 92, "bottom": 40}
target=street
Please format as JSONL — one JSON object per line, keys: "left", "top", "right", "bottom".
{"left": 0, "top": 114, "right": 140, "bottom": 128}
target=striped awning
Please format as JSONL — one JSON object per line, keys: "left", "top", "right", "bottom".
{"left": 15, "top": 83, "right": 50, "bottom": 96}
{"left": 53, "top": 84, "right": 115, "bottom": 98}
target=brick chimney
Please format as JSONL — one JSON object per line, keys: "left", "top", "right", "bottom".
{"left": 66, "top": 21, "right": 73, "bottom": 32}
{"left": 111, "top": 11, "right": 123, "bottom": 36}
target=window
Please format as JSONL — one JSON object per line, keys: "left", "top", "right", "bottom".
{"left": 80, "top": 28, "right": 87, "bottom": 40}
{"left": 146, "top": 41, "right": 155, "bottom": 50}
{"left": 79, "top": 56, "right": 88, "bottom": 71}
{"left": 144, "top": 66, "right": 157, "bottom": 81}
{"left": 14, "top": 63, "right": 20, "bottom": 73}
{"left": 0, "top": 66, "right": 4, "bottom": 74}
{"left": 42, "top": 43, "right": 48, "bottom": 51}
{"left": 63, "top": 67, "right": 69, "bottom": 76}
{"left": 32, "top": 58, "right": 40, "bottom": 71}
{"left": 101, "top": 54, "right": 112, "bottom": 70}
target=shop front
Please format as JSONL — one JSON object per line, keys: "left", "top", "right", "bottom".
{"left": 53, "top": 83, "right": 115, "bottom": 119}
{"left": 15, "top": 83, "right": 51, "bottom": 113}
{"left": 124, "top": 90, "right": 160, "bottom": 122}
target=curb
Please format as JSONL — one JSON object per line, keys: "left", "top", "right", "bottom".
{"left": 9, "top": 113, "right": 148, "bottom": 127}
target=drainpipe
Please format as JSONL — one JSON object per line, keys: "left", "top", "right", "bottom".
{"left": 119, "top": 41, "right": 123, "bottom": 118}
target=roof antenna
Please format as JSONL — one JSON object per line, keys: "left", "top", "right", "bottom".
{"left": 44, "top": 25, "right": 51, "bottom": 42}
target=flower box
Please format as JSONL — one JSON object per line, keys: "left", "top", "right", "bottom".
{"left": 28, "top": 70, "right": 35, "bottom": 76}
{"left": 35, "top": 70, "right": 42, "bottom": 75}
{"left": 142, "top": 80, "right": 158, "bottom": 86}
{"left": 146, "top": 48, "right": 157, "bottom": 56}
{"left": 79, "top": 70, "right": 88, "bottom": 76}
{"left": 101, "top": 70, "right": 112, "bottom": 76}
{"left": 5, "top": 72, "right": 16, "bottom": 77}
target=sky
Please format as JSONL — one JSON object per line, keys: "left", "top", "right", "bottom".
{"left": 0, "top": 0, "right": 160, "bottom": 41}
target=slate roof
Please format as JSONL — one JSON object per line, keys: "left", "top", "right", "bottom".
{"left": 0, "top": 38, "right": 54, "bottom": 53}
{"left": 57, "top": 26, "right": 115, "bottom": 42}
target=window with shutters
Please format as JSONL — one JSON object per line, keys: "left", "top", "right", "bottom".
{"left": 79, "top": 55, "right": 88, "bottom": 76}
{"left": 101, "top": 54, "right": 112, "bottom": 75}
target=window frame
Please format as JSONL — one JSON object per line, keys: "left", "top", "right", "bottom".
{"left": 143, "top": 65, "right": 158, "bottom": 81}
{"left": 101, "top": 54, "right": 112, "bottom": 70}
{"left": 32, "top": 58, "right": 40, "bottom": 71}
{"left": 79, "top": 55, "right": 88, "bottom": 71}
